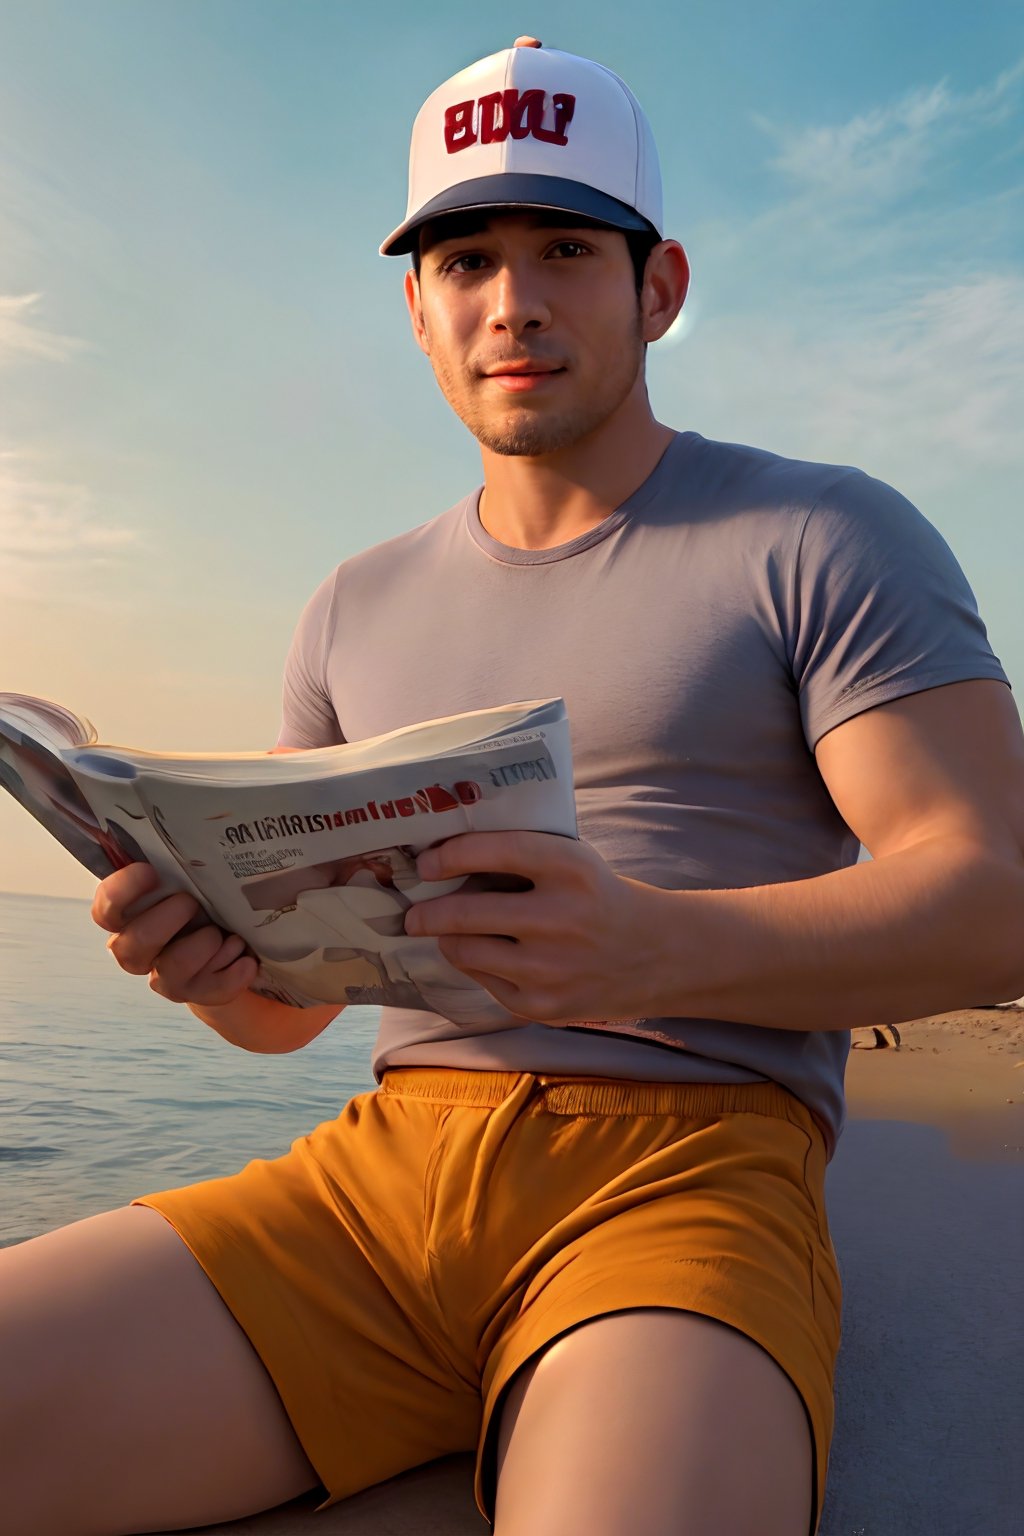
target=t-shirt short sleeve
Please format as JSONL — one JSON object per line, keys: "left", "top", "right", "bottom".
{"left": 276, "top": 570, "right": 346, "bottom": 749}
{"left": 790, "top": 469, "right": 1011, "bottom": 752}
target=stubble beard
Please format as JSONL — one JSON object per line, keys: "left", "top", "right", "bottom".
{"left": 425, "top": 308, "right": 647, "bottom": 457}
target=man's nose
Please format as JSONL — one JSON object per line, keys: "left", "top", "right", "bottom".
{"left": 486, "top": 262, "right": 551, "bottom": 335}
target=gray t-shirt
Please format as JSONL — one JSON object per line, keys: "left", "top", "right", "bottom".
{"left": 278, "top": 430, "right": 1011, "bottom": 1158}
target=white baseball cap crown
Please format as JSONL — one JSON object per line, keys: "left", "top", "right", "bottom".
{"left": 380, "top": 38, "right": 663, "bottom": 258}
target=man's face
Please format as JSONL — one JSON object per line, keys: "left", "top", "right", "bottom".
{"left": 405, "top": 210, "right": 648, "bottom": 457}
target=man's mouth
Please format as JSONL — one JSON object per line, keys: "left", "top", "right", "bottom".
{"left": 482, "top": 362, "right": 568, "bottom": 397}
{"left": 484, "top": 362, "right": 566, "bottom": 377}
{"left": 485, "top": 369, "right": 566, "bottom": 392}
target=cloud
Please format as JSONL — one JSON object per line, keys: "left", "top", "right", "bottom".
{"left": 0, "top": 449, "right": 137, "bottom": 599}
{"left": 0, "top": 293, "right": 136, "bottom": 598}
{"left": 653, "top": 60, "right": 1024, "bottom": 518}
{"left": 660, "top": 272, "right": 1024, "bottom": 499}
{"left": 752, "top": 56, "right": 1024, "bottom": 207}
{"left": 0, "top": 293, "right": 84, "bottom": 366}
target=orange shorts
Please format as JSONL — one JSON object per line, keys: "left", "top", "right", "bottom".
{"left": 133, "top": 1068, "right": 842, "bottom": 1534}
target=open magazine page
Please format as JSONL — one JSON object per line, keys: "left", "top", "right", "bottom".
{"left": 0, "top": 694, "right": 97, "bottom": 753}
{"left": 117, "top": 724, "right": 576, "bottom": 1014}
{"left": 0, "top": 695, "right": 114, "bottom": 881}
{"left": 64, "top": 763, "right": 217, "bottom": 920}
{"left": 0, "top": 693, "right": 211, "bottom": 918}
{"left": 48, "top": 697, "right": 570, "bottom": 783}
{"left": 0, "top": 715, "right": 159, "bottom": 888}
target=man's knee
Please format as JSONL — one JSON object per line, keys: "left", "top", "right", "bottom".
{"left": 492, "top": 1309, "right": 814, "bottom": 1536}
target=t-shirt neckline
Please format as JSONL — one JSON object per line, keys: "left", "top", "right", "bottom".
{"left": 464, "top": 430, "right": 698, "bottom": 566}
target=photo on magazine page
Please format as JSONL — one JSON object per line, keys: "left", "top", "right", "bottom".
{"left": 237, "top": 842, "right": 527, "bottom": 1022}
{"left": 0, "top": 723, "right": 149, "bottom": 882}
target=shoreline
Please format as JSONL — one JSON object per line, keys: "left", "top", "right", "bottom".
{"left": 844, "top": 1005, "right": 1023, "bottom": 1163}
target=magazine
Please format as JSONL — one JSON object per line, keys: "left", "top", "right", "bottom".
{"left": 0, "top": 694, "right": 577, "bottom": 1018}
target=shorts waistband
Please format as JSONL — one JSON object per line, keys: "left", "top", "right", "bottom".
{"left": 378, "top": 1066, "right": 811, "bottom": 1129}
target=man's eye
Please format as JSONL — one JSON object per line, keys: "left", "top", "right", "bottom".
{"left": 443, "top": 252, "right": 487, "bottom": 274}
{"left": 441, "top": 242, "right": 589, "bottom": 275}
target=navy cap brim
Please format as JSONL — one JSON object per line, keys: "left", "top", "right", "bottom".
{"left": 379, "top": 173, "right": 659, "bottom": 256}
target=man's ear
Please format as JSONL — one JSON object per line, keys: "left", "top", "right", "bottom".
{"left": 404, "top": 268, "right": 430, "bottom": 357}
{"left": 641, "top": 241, "right": 690, "bottom": 345}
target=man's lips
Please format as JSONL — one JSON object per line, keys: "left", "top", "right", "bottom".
{"left": 483, "top": 364, "right": 567, "bottom": 391}
{"left": 484, "top": 360, "right": 565, "bottom": 375}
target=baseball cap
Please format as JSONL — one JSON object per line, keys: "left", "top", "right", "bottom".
{"left": 380, "top": 37, "right": 663, "bottom": 258}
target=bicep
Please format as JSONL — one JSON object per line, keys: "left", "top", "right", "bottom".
{"left": 814, "top": 679, "right": 1024, "bottom": 864}
{"left": 277, "top": 570, "right": 346, "bottom": 750}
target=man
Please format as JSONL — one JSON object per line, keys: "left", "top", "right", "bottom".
{"left": 3, "top": 37, "right": 1022, "bottom": 1536}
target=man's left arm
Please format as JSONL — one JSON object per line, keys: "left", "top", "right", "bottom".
{"left": 650, "top": 677, "right": 1024, "bottom": 1030}
{"left": 406, "top": 679, "right": 1024, "bottom": 1031}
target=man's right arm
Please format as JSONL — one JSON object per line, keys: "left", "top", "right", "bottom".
{"left": 187, "top": 990, "right": 343, "bottom": 1055}
{"left": 92, "top": 860, "right": 344, "bottom": 1055}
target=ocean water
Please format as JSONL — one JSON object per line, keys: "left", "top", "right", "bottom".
{"left": 0, "top": 890, "right": 381, "bottom": 1246}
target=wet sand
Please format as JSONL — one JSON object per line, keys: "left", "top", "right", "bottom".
{"left": 170, "top": 1007, "right": 1024, "bottom": 1535}
{"left": 822, "top": 1007, "right": 1023, "bottom": 1534}
{"left": 844, "top": 1004, "right": 1024, "bottom": 1162}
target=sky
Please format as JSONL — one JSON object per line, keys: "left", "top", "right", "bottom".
{"left": 1, "top": 0, "right": 1022, "bottom": 898}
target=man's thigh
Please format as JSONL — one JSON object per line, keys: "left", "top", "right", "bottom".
{"left": 0, "top": 1205, "right": 321, "bottom": 1536}
{"left": 492, "top": 1308, "right": 814, "bottom": 1536}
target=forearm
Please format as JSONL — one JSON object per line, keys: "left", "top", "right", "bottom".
{"left": 188, "top": 991, "right": 344, "bottom": 1053}
{"left": 647, "top": 835, "right": 1024, "bottom": 1031}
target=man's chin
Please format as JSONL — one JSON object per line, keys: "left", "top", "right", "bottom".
{"left": 477, "top": 434, "right": 557, "bottom": 458}
{"left": 470, "top": 414, "right": 596, "bottom": 458}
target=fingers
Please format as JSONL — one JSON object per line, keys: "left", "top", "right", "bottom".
{"left": 152, "top": 954, "right": 260, "bottom": 1006}
{"left": 93, "top": 861, "right": 259, "bottom": 1008}
{"left": 402, "top": 890, "right": 528, "bottom": 933}
{"left": 91, "top": 862, "right": 160, "bottom": 933}
{"left": 149, "top": 931, "right": 260, "bottom": 1005}
{"left": 417, "top": 830, "right": 557, "bottom": 881}
{"left": 104, "top": 891, "right": 203, "bottom": 974}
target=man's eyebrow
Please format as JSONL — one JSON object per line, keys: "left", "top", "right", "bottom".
{"left": 427, "top": 213, "right": 604, "bottom": 247}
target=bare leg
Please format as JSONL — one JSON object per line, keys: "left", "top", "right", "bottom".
{"left": 492, "top": 1308, "right": 814, "bottom": 1536}
{"left": 0, "top": 1205, "right": 322, "bottom": 1536}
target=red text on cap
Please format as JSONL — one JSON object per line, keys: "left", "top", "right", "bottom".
{"left": 444, "top": 90, "right": 576, "bottom": 154}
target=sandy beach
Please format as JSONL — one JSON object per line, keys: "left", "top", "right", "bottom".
{"left": 173, "top": 1004, "right": 1023, "bottom": 1536}
{"left": 844, "top": 1003, "right": 1024, "bottom": 1162}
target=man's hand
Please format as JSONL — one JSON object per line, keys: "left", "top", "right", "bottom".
{"left": 92, "top": 862, "right": 259, "bottom": 1006}
{"left": 403, "top": 831, "right": 673, "bottom": 1023}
